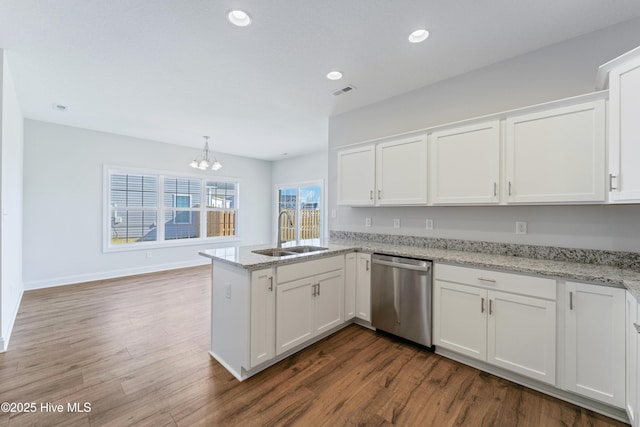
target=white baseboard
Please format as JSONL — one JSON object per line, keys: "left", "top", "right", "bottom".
{"left": 1, "top": 288, "right": 24, "bottom": 352}
{"left": 23, "top": 259, "right": 210, "bottom": 291}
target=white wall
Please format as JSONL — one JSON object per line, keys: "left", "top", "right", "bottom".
{"left": 23, "top": 120, "right": 272, "bottom": 289}
{"left": 272, "top": 151, "right": 329, "bottom": 238}
{"left": 329, "top": 18, "right": 640, "bottom": 252}
{"left": 1, "top": 50, "right": 25, "bottom": 351}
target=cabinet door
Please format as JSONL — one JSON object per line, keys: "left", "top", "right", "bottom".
{"left": 565, "top": 282, "right": 625, "bottom": 407}
{"left": 505, "top": 100, "right": 605, "bottom": 203}
{"left": 337, "top": 146, "right": 375, "bottom": 206}
{"left": 276, "top": 278, "right": 315, "bottom": 355}
{"left": 314, "top": 270, "right": 344, "bottom": 335}
{"left": 250, "top": 269, "right": 276, "bottom": 368}
{"left": 376, "top": 135, "right": 427, "bottom": 205}
{"left": 433, "top": 280, "right": 487, "bottom": 361}
{"left": 355, "top": 253, "right": 371, "bottom": 321}
{"left": 627, "top": 292, "right": 638, "bottom": 426}
{"left": 344, "top": 253, "right": 357, "bottom": 320}
{"left": 609, "top": 55, "right": 640, "bottom": 202}
{"left": 430, "top": 121, "right": 500, "bottom": 205}
{"left": 487, "top": 290, "right": 556, "bottom": 385}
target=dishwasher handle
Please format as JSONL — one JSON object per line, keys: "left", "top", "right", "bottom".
{"left": 372, "top": 258, "right": 431, "bottom": 273}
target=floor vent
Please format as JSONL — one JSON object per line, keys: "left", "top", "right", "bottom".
{"left": 332, "top": 85, "right": 356, "bottom": 96}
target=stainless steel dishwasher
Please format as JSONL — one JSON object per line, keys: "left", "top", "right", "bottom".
{"left": 371, "top": 254, "right": 433, "bottom": 347}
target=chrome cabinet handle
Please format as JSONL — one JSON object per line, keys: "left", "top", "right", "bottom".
{"left": 569, "top": 291, "right": 573, "bottom": 310}
{"left": 378, "top": 189, "right": 382, "bottom": 200}
{"left": 508, "top": 181, "right": 512, "bottom": 196}
{"left": 366, "top": 260, "right": 370, "bottom": 271}
{"left": 493, "top": 182, "right": 497, "bottom": 197}
{"left": 312, "top": 283, "right": 317, "bottom": 296}
{"left": 489, "top": 299, "right": 493, "bottom": 315}
{"left": 610, "top": 174, "right": 617, "bottom": 191}
{"left": 481, "top": 297, "right": 485, "bottom": 313}
{"left": 268, "top": 276, "right": 273, "bottom": 292}
{"left": 317, "top": 283, "right": 320, "bottom": 296}
{"left": 477, "top": 277, "right": 496, "bottom": 283}
{"left": 370, "top": 190, "right": 374, "bottom": 200}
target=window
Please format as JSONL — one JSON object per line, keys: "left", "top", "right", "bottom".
{"left": 276, "top": 182, "right": 323, "bottom": 244}
{"left": 110, "top": 173, "right": 158, "bottom": 244}
{"left": 106, "top": 169, "right": 238, "bottom": 250}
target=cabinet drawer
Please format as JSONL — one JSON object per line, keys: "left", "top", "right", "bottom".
{"left": 434, "top": 263, "right": 556, "bottom": 300}
{"left": 277, "top": 255, "right": 344, "bottom": 284}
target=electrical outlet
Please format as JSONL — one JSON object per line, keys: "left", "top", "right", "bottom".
{"left": 393, "top": 218, "right": 401, "bottom": 229}
{"left": 426, "top": 219, "right": 434, "bottom": 230}
{"left": 331, "top": 209, "right": 337, "bottom": 218}
{"left": 146, "top": 251, "right": 153, "bottom": 258}
{"left": 225, "top": 283, "right": 231, "bottom": 299}
{"left": 516, "top": 221, "right": 527, "bottom": 235}
{"left": 365, "top": 217, "right": 372, "bottom": 227}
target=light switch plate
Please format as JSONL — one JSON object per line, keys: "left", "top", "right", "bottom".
{"left": 426, "top": 219, "right": 433, "bottom": 230}
{"left": 393, "top": 218, "right": 400, "bottom": 229}
{"left": 365, "top": 217, "right": 372, "bottom": 227}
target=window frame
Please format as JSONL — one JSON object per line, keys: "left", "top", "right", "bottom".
{"left": 104, "top": 166, "right": 241, "bottom": 252}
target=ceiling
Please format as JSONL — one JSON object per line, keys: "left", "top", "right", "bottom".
{"left": 2, "top": 1, "right": 640, "bottom": 161}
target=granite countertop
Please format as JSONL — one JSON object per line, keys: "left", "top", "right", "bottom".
{"left": 199, "top": 238, "right": 640, "bottom": 300}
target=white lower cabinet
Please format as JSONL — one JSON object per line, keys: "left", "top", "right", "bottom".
{"left": 486, "top": 290, "right": 556, "bottom": 384}
{"left": 355, "top": 253, "right": 371, "bottom": 321}
{"left": 276, "top": 256, "right": 344, "bottom": 355}
{"left": 564, "top": 281, "right": 625, "bottom": 408}
{"left": 344, "top": 253, "right": 357, "bottom": 320}
{"left": 250, "top": 268, "right": 276, "bottom": 368}
{"left": 626, "top": 291, "right": 638, "bottom": 426}
{"left": 433, "top": 264, "right": 556, "bottom": 385}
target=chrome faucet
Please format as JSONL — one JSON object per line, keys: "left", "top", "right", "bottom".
{"left": 277, "top": 210, "right": 294, "bottom": 248}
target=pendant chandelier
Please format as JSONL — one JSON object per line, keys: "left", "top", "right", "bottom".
{"left": 189, "top": 136, "right": 222, "bottom": 171}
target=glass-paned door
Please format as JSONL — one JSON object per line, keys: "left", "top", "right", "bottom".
{"left": 277, "top": 183, "right": 322, "bottom": 244}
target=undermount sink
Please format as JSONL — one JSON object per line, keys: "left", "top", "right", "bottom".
{"left": 286, "top": 245, "right": 329, "bottom": 254}
{"left": 252, "top": 248, "right": 298, "bottom": 257}
{"left": 252, "top": 246, "right": 329, "bottom": 257}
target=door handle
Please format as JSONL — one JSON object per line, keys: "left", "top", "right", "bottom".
{"left": 508, "top": 181, "right": 512, "bottom": 196}
{"left": 268, "top": 276, "right": 273, "bottom": 292}
{"left": 378, "top": 189, "right": 382, "bottom": 200}
{"left": 493, "top": 182, "right": 497, "bottom": 197}
{"left": 477, "top": 277, "right": 496, "bottom": 283}
{"left": 481, "top": 297, "right": 485, "bottom": 313}
{"left": 370, "top": 190, "right": 374, "bottom": 200}
{"left": 317, "top": 283, "right": 320, "bottom": 296}
{"left": 366, "top": 260, "right": 370, "bottom": 271}
{"left": 489, "top": 299, "right": 493, "bottom": 315}
{"left": 394, "top": 281, "right": 400, "bottom": 324}
{"left": 610, "top": 174, "right": 617, "bottom": 191}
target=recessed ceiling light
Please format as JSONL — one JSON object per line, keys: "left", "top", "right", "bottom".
{"left": 408, "top": 29, "right": 430, "bottom": 43}
{"left": 228, "top": 10, "right": 252, "bottom": 27}
{"left": 326, "top": 71, "right": 343, "bottom": 80}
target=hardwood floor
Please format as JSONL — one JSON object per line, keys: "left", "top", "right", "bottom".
{"left": 0, "top": 266, "right": 626, "bottom": 426}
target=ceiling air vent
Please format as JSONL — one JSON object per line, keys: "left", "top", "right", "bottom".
{"left": 332, "top": 85, "right": 356, "bottom": 96}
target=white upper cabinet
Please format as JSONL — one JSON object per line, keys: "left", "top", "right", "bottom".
{"left": 376, "top": 135, "right": 428, "bottom": 205}
{"left": 430, "top": 121, "right": 500, "bottom": 205}
{"left": 337, "top": 145, "right": 376, "bottom": 206}
{"left": 605, "top": 48, "right": 640, "bottom": 202}
{"left": 337, "top": 134, "right": 427, "bottom": 206}
{"left": 505, "top": 100, "right": 606, "bottom": 204}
